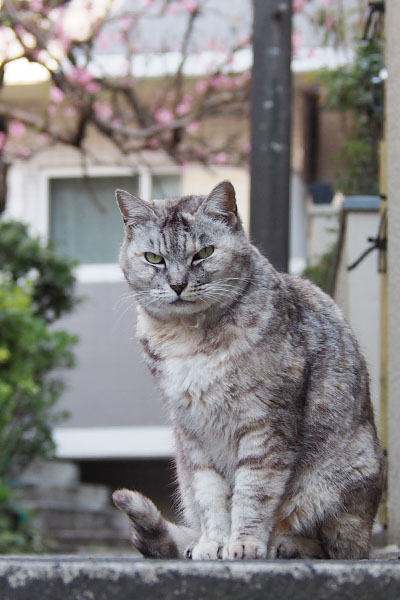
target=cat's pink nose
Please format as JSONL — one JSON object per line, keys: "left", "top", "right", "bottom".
{"left": 170, "top": 284, "right": 186, "bottom": 296}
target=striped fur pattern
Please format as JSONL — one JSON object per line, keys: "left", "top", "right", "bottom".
{"left": 114, "top": 181, "right": 385, "bottom": 560}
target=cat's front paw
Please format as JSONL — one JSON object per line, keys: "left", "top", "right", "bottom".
{"left": 190, "top": 541, "right": 223, "bottom": 560}
{"left": 222, "top": 540, "right": 267, "bottom": 560}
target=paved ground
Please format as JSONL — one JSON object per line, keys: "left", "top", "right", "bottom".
{"left": 1, "top": 555, "right": 400, "bottom": 600}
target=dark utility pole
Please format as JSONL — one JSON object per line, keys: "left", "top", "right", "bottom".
{"left": 250, "top": 0, "right": 292, "bottom": 272}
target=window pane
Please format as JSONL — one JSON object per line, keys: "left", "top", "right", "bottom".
{"left": 152, "top": 174, "right": 181, "bottom": 199}
{"left": 50, "top": 176, "right": 138, "bottom": 264}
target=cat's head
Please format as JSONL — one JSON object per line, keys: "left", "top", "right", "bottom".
{"left": 116, "top": 181, "right": 252, "bottom": 320}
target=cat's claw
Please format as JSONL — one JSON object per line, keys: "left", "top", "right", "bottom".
{"left": 190, "top": 541, "right": 222, "bottom": 560}
{"left": 222, "top": 541, "right": 267, "bottom": 560}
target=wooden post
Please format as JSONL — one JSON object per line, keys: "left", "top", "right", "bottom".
{"left": 250, "top": 0, "right": 292, "bottom": 272}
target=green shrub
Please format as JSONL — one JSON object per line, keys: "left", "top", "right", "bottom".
{"left": 0, "top": 221, "right": 78, "bottom": 552}
{"left": 0, "top": 220, "right": 78, "bottom": 323}
{"left": 302, "top": 246, "right": 335, "bottom": 294}
{"left": 317, "top": 38, "right": 384, "bottom": 195}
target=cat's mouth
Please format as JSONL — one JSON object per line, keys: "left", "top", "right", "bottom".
{"left": 170, "top": 298, "right": 192, "bottom": 304}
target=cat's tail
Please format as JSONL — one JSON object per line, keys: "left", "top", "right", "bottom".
{"left": 112, "top": 489, "right": 197, "bottom": 558}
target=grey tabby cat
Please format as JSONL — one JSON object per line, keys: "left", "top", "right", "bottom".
{"left": 112, "top": 181, "right": 385, "bottom": 560}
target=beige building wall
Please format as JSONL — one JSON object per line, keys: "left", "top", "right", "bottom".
{"left": 386, "top": 0, "right": 400, "bottom": 544}
{"left": 182, "top": 165, "right": 250, "bottom": 231}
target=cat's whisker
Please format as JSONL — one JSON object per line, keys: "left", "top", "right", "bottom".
{"left": 112, "top": 299, "right": 138, "bottom": 327}
{"left": 113, "top": 290, "right": 159, "bottom": 324}
{"left": 113, "top": 293, "right": 137, "bottom": 311}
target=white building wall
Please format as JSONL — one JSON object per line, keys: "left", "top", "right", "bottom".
{"left": 307, "top": 203, "right": 340, "bottom": 265}
{"left": 334, "top": 210, "right": 381, "bottom": 427}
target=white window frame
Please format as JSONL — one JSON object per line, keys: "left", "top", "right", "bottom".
{"left": 4, "top": 159, "right": 180, "bottom": 459}
{"left": 10, "top": 162, "right": 181, "bottom": 283}
{"left": 53, "top": 426, "right": 174, "bottom": 459}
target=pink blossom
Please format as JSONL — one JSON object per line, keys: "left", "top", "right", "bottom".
{"left": 0, "top": 132, "right": 7, "bottom": 150}
{"left": 234, "top": 73, "right": 250, "bottom": 88}
{"left": 30, "top": 0, "right": 43, "bottom": 11}
{"left": 213, "top": 152, "right": 228, "bottom": 165}
{"left": 291, "top": 31, "right": 303, "bottom": 56}
{"left": 155, "top": 108, "right": 173, "bottom": 124}
{"left": 50, "top": 86, "right": 65, "bottom": 103}
{"left": 64, "top": 106, "right": 77, "bottom": 117}
{"left": 222, "top": 75, "right": 234, "bottom": 89}
{"left": 239, "top": 35, "right": 251, "bottom": 47}
{"left": 242, "top": 142, "right": 251, "bottom": 154}
{"left": 34, "top": 49, "right": 47, "bottom": 63}
{"left": 53, "top": 22, "right": 71, "bottom": 53}
{"left": 47, "top": 104, "right": 57, "bottom": 116}
{"left": 93, "top": 101, "right": 113, "bottom": 120}
{"left": 67, "top": 67, "right": 100, "bottom": 93}
{"left": 9, "top": 120, "right": 26, "bottom": 139}
{"left": 16, "top": 146, "right": 32, "bottom": 158}
{"left": 120, "top": 15, "right": 133, "bottom": 32}
{"left": 143, "top": 0, "right": 154, "bottom": 7}
{"left": 176, "top": 94, "right": 193, "bottom": 115}
{"left": 165, "top": 3, "right": 180, "bottom": 15}
{"left": 293, "top": 0, "right": 307, "bottom": 12}
{"left": 15, "top": 24, "right": 26, "bottom": 37}
{"left": 325, "top": 14, "right": 336, "bottom": 29}
{"left": 210, "top": 74, "right": 231, "bottom": 89}
{"left": 185, "top": 121, "right": 199, "bottom": 134}
{"left": 97, "top": 32, "right": 111, "bottom": 50}
{"left": 176, "top": 103, "right": 188, "bottom": 115}
{"left": 112, "top": 31, "right": 123, "bottom": 44}
{"left": 148, "top": 138, "right": 160, "bottom": 149}
{"left": 206, "top": 39, "right": 226, "bottom": 52}
{"left": 85, "top": 80, "right": 101, "bottom": 94}
{"left": 196, "top": 79, "right": 209, "bottom": 93}
{"left": 182, "top": 0, "right": 198, "bottom": 12}
{"left": 68, "top": 66, "right": 94, "bottom": 87}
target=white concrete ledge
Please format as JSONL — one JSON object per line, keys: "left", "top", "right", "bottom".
{"left": 1, "top": 556, "right": 400, "bottom": 600}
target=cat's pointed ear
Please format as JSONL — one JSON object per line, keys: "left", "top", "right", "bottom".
{"left": 115, "top": 189, "right": 155, "bottom": 227}
{"left": 199, "top": 181, "right": 238, "bottom": 227}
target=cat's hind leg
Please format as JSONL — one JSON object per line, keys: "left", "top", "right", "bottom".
{"left": 113, "top": 489, "right": 198, "bottom": 558}
{"left": 319, "top": 514, "right": 370, "bottom": 559}
{"left": 319, "top": 460, "right": 385, "bottom": 559}
{"left": 269, "top": 532, "right": 327, "bottom": 559}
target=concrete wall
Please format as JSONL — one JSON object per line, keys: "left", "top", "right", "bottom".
{"left": 386, "top": 0, "right": 400, "bottom": 545}
{"left": 2, "top": 557, "right": 400, "bottom": 600}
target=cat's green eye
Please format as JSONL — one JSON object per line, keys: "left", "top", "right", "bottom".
{"left": 193, "top": 246, "right": 214, "bottom": 261}
{"left": 145, "top": 252, "right": 164, "bottom": 265}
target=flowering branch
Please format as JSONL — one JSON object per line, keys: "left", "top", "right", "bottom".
{"left": 0, "top": 0, "right": 252, "bottom": 166}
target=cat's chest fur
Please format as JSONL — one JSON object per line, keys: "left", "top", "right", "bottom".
{"left": 140, "top": 315, "right": 240, "bottom": 399}
{"left": 137, "top": 309, "right": 254, "bottom": 444}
